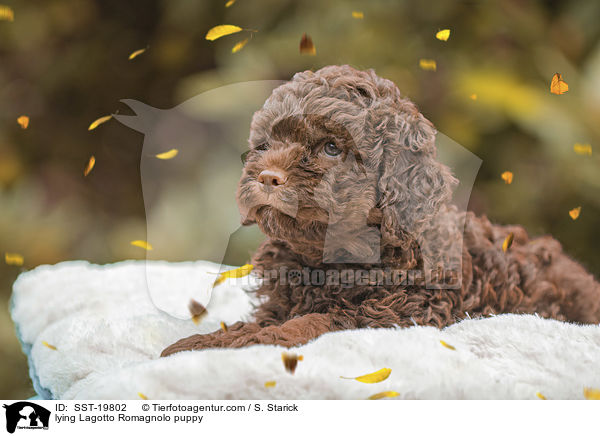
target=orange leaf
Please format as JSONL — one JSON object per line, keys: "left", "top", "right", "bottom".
{"left": 281, "top": 352, "right": 303, "bottom": 374}
{"left": 231, "top": 38, "right": 249, "bottom": 53}
{"left": 435, "top": 29, "right": 451, "bottom": 41}
{"left": 419, "top": 59, "right": 437, "bottom": 71}
{"left": 129, "top": 47, "right": 147, "bottom": 60}
{"left": 130, "top": 240, "right": 153, "bottom": 250}
{"left": 550, "top": 73, "right": 568, "bottom": 95}
{"left": 0, "top": 5, "right": 14, "bottom": 21}
{"left": 501, "top": 171, "right": 513, "bottom": 184}
{"left": 5, "top": 253, "right": 24, "bottom": 266}
{"left": 502, "top": 233, "right": 514, "bottom": 253}
{"left": 83, "top": 156, "right": 96, "bottom": 176}
{"left": 569, "top": 207, "right": 581, "bottom": 220}
{"left": 299, "top": 33, "right": 316, "bottom": 55}
{"left": 17, "top": 115, "right": 29, "bottom": 129}
{"left": 189, "top": 299, "right": 208, "bottom": 325}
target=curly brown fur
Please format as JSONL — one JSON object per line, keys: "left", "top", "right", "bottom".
{"left": 161, "top": 65, "right": 600, "bottom": 357}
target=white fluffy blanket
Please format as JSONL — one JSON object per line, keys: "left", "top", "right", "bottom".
{"left": 10, "top": 260, "right": 600, "bottom": 400}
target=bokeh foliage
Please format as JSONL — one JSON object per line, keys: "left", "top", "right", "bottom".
{"left": 1, "top": 0, "right": 599, "bottom": 398}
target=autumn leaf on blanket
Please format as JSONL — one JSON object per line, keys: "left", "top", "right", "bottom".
{"left": 368, "top": 391, "right": 400, "bottom": 400}
{"left": 573, "top": 143, "right": 592, "bottom": 156}
{"left": 5, "top": 253, "right": 24, "bottom": 266}
{"left": 341, "top": 368, "right": 391, "bottom": 383}
{"left": 352, "top": 11, "right": 364, "bottom": 19}
{"left": 584, "top": 387, "right": 600, "bottom": 400}
{"left": 419, "top": 59, "right": 437, "bottom": 71}
{"left": 550, "top": 73, "right": 568, "bottom": 95}
{"left": 155, "top": 148, "right": 179, "bottom": 160}
{"left": 205, "top": 25, "right": 243, "bottom": 41}
{"left": 440, "top": 340, "right": 455, "bottom": 350}
{"left": 536, "top": 392, "right": 547, "bottom": 400}
{"left": 138, "top": 392, "right": 148, "bottom": 400}
{"left": 213, "top": 264, "right": 254, "bottom": 287}
{"left": 83, "top": 156, "right": 96, "bottom": 176}
{"left": 264, "top": 381, "right": 276, "bottom": 388}
{"left": 225, "top": 0, "right": 236, "bottom": 7}
{"left": 130, "top": 240, "right": 153, "bottom": 250}
{"left": 299, "top": 33, "right": 316, "bottom": 55}
{"left": 435, "top": 29, "right": 451, "bottom": 41}
{"left": 569, "top": 207, "right": 581, "bottom": 220}
{"left": 501, "top": 171, "right": 513, "bottom": 184}
{"left": 189, "top": 299, "right": 208, "bottom": 325}
{"left": 281, "top": 352, "right": 303, "bottom": 375}
{"left": 129, "top": 47, "right": 147, "bottom": 60}
{"left": 0, "top": 5, "right": 14, "bottom": 21}
{"left": 88, "top": 115, "right": 112, "bottom": 131}
{"left": 231, "top": 38, "right": 249, "bottom": 53}
{"left": 502, "top": 232, "right": 514, "bottom": 253}
{"left": 42, "top": 341, "right": 57, "bottom": 350}
{"left": 17, "top": 115, "right": 29, "bottom": 129}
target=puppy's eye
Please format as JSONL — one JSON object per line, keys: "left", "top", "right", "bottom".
{"left": 255, "top": 143, "right": 269, "bottom": 151}
{"left": 323, "top": 141, "right": 342, "bottom": 157}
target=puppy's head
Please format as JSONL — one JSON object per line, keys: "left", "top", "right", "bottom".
{"left": 237, "top": 65, "right": 457, "bottom": 257}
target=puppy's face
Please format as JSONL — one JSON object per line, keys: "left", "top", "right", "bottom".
{"left": 237, "top": 112, "right": 378, "bottom": 246}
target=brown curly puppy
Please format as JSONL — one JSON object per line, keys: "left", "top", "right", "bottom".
{"left": 161, "top": 65, "right": 600, "bottom": 356}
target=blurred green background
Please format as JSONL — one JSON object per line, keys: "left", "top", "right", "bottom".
{"left": 1, "top": 0, "right": 599, "bottom": 398}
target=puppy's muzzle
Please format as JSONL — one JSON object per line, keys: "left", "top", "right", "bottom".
{"left": 257, "top": 169, "right": 287, "bottom": 191}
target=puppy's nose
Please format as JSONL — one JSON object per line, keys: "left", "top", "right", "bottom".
{"left": 257, "top": 169, "right": 287, "bottom": 187}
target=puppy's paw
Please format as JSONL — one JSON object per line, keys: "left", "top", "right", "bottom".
{"left": 160, "top": 322, "right": 258, "bottom": 356}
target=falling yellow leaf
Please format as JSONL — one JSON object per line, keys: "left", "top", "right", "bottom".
{"left": 435, "top": 29, "right": 451, "bottom": 41}
{"left": 225, "top": 0, "right": 236, "bottom": 6}
{"left": 470, "top": 94, "right": 478, "bottom": 100}
{"left": 502, "top": 232, "right": 514, "bottom": 253}
{"left": 341, "top": 368, "right": 391, "bottom": 383}
{"left": 213, "top": 264, "right": 254, "bottom": 287}
{"left": 220, "top": 321, "right": 228, "bottom": 332}
{"left": 299, "top": 33, "right": 316, "bottom": 55}
{"left": 368, "top": 391, "right": 400, "bottom": 400}
{"left": 130, "top": 240, "right": 153, "bottom": 250}
{"left": 550, "top": 73, "right": 568, "bottom": 95}
{"left": 138, "top": 392, "right": 148, "bottom": 400}
{"left": 128, "top": 47, "right": 147, "bottom": 60}
{"left": 584, "top": 387, "right": 600, "bottom": 400}
{"left": 264, "top": 381, "right": 276, "bottom": 388}
{"left": 17, "top": 115, "right": 29, "bottom": 129}
{"left": 501, "top": 171, "right": 513, "bottom": 184}
{"left": 569, "top": 207, "right": 581, "bottom": 220}
{"left": 440, "top": 340, "right": 455, "bottom": 350}
{"left": 83, "top": 156, "right": 96, "bottom": 177}
{"left": 42, "top": 341, "right": 57, "bottom": 351}
{"left": 0, "top": 5, "right": 14, "bottom": 21}
{"left": 419, "top": 59, "right": 437, "bottom": 71}
{"left": 205, "top": 25, "right": 243, "bottom": 41}
{"left": 189, "top": 299, "right": 208, "bottom": 325}
{"left": 281, "top": 352, "right": 303, "bottom": 375}
{"left": 573, "top": 143, "right": 592, "bottom": 156}
{"left": 231, "top": 38, "right": 249, "bottom": 53}
{"left": 536, "top": 392, "right": 547, "bottom": 400}
{"left": 155, "top": 149, "right": 179, "bottom": 160}
{"left": 88, "top": 115, "right": 112, "bottom": 131}
{"left": 352, "top": 11, "right": 364, "bottom": 19}
{"left": 5, "top": 253, "right": 24, "bottom": 266}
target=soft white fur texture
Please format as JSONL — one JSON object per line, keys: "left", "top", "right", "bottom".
{"left": 10, "top": 260, "right": 600, "bottom": 400}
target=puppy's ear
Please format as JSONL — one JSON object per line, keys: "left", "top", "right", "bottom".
{"left": 376, "top": 111, "right": 457, "bottom": 246}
